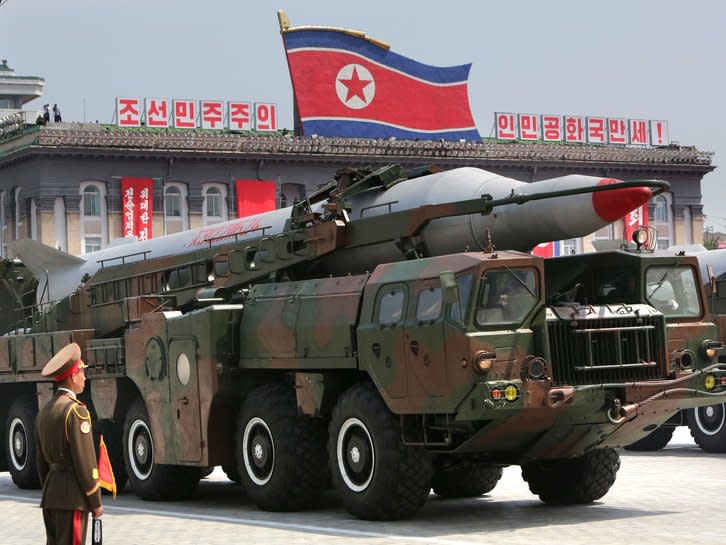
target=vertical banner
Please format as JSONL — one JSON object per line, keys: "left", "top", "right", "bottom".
{"left": 624, "top": 205, "right": 649, "bottom": 243}
{"left": 235, "top": 179, "right": 276, "bottom": 218}
{"left": 120, "top": 178, "right": 154, "bottom": 239}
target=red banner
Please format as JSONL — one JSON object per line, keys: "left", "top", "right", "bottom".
{"left": 624, "top": 205, "right": 649, "bottom": 243}
{"left": 235, "top": 179, "right": 276, "bottom": 218}
{"left": 121, "top": 177, "right": 153, "bottom": 240}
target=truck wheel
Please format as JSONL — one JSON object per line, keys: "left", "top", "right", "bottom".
{"left": 236, "top": 383, "right": 328, "bottom": 511}
{"left": 5, "top": 398, "right": 41, "bottom": 489}
{"left": 687, "top": 404, "right": 726, "bottom": 453}
{"left": 328, "top": 382, "right": 432, "bottom": 520}
{"left": 123, "top": 399, "right": 200, "bottom": 500}
{"left": 432, "top": 457, "right": 502, "bottom": 498}
{"left": 521, "top": 448, "right": 620, "bottom": 504}
{"left": 623, "top": 425, "right": 675, "bottom": 451}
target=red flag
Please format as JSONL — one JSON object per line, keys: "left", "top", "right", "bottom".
{"left": 280, "top": 23, "right": 480, "bottom": 141}
{"left": 97, "top": 435, "right": 117, "bottom": 499}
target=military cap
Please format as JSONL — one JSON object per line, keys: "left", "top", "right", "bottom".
{"left": 41, "top": 342, "right": 85, "bottom": 382}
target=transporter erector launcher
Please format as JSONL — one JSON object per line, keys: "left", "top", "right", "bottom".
{"left": 8, "top": 165, "right": 663, "bottom": 305}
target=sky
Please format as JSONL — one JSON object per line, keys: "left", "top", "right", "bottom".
{"left": 2, "top": 0, "right": 725, "bottom": 229}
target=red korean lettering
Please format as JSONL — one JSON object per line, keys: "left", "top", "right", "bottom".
{"left": 174, "top": 100, "right": 196, "bottom": 129}
{"left": 607, "top": 118, "right": 627, "bottom": 144}
{"left": 201, "top": 101, "right": 224, "bottom": 130}
{"left": 564, "top": 116, "right": 584, "bottom": 143}
{"left": 518, "top": 114, "right": 539, "bottom": 140}
{"left": 587, "top": 117, "right": 606, "bottom": 144}
{"left": 117, "top": 98, "right": 141, "bottom": 127}
{"left": 146, "top": 99, "right": 169, "bottom": 128}
{"left": 541, "top": 115, "right": 562, "bottom": 141}
{"left": 629, "top": 120, "right": 648, "bottom": 145}
{"left": 228, "top": 102, "right": 251, "bottom": 131}
{"left": 496, "top": 113, "right": 516, "bottom": 140}
{"left": 255, "top": 103, "right": 277, "bottom": 131}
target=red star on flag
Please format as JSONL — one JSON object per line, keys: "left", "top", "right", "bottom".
{"left": 338, "top": 67, "right": 372, "bottom": 103}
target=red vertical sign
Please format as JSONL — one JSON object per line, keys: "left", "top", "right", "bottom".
{"left": 624, "top": 205, "right": 649, "bottom": 243}
{"left": 121, "top": 178, "right": 154, "bottom": 239}
{"left": 235, "top": 180, "right": 276, "bottom": 218}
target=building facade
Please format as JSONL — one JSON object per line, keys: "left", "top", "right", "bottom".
{"left": 0, "top": 122, "right": 715, "bottom": 258}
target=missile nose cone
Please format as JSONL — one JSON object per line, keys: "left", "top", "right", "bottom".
{"left": 592, "top": 178, "right": 652, "bottom": 222}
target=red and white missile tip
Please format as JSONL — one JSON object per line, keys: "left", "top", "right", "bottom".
{"left": 591, "top": 178, "right": 652, "bottom": 222}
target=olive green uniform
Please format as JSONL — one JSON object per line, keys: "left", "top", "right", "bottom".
{"left": 35, "top": 391, "right": 102, "bottom": 545}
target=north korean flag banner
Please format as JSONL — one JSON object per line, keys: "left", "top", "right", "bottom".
{"left": 120, "top": 177, "right": 154, "bottom": 240}
{"left": 281, "top": 26, "right": 480, "bottom": 141}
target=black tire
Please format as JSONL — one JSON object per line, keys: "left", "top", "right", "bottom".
{"left": 624, "top": 425, "right": 675, "bottom": 452}
{"left": 432, "top": 457, "right": 503, "bottom": 498}
{"left": 222, "top": 463, "right": 242, "bottom": 484}
{"left": 522, "top": 448, "right": 620, "bottom": 504}
{"left": 687, "top": 404, "right": 726, "bottom": 453}
{"left": 5, "top": 397, "right": 41, "bottom": 489}
{"left": 235, "top": 383, "right": 328, "bottom": 511}
{"left": 123, "top": 398, "right": 200, "bottom": 501}
{"left": 328, "top": 382, "right": 432, "bottom": 520}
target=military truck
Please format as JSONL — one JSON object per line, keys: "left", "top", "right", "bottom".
{"left": 622, "top": 246, "right": 726, "bottom": 453}
{"left": 1, "top": 165, "right": 725, "bottom": 520}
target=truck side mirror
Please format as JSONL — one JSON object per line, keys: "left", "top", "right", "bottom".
{"left": 707, "top": 265, "right": 716, "bottom": 295}
{"left": 439, "top": 271, "right": 459, "bottom": 305}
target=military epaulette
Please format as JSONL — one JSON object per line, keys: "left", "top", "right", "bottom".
{"left": 64, "top": 403, "right": 92, "bottom": 440}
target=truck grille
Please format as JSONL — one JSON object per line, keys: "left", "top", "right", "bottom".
{"left": 547, "top": 314, "right": 666, "bottom": 385}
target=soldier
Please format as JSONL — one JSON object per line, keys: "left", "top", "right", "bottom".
{"left": 35, "top": 342, "right": 103, "bottom": 545}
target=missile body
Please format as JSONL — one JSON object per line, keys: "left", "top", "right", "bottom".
{"left": 9, "top": 166, "right": 653, "bottom": 304}
{"left": 319, "top": 167, "right": 652, "bottom": 273}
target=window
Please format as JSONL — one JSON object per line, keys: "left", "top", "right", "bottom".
{"left": 80, "top": 182, "right": 107, "bottom": 255}
{"left": 85, "top": 237, "right": 102, "bottom": 253}
{"left": 646, "top": 266, "right": 701, "bottom": 317}
{"left": 653, "top": 195, "right": 669, "bottom": 223}
{"left": 592, "top": 224, "right": 613, "bottom": 241}
{"left": 164, "top": 183, "right": 188, "bottom": 235}
{"left": 165, "top": 186, "right": 182, "bottom": 217}
{"left": 649, "top": 194, "right": 673, "bottom": 250}
{"left": 377, "top": 288, "right": 406, "bottom": 326}
{"left": 205, "top": 187, "right": 222, "bottom": 217}
{"left": 280, "top": 183, "right": 306, "bottom": 208}
{"left": 475, "top": 269, "right": 538, "bottom": 327}
{"left": 561, "top": 238, "right": 579, "bottom": 255}
{"left": 202, "top": 184, "right": 228, "bottom": 225}
{"left": 416, "top": 288, "right": 442, "bottom": 322}
{"left": 450, "top": 274, "right": 473, "bottom": 325}
{"left": 83, "top": 186, "right": 101, "bottom": 216}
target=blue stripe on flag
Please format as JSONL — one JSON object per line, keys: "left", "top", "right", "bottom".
{"left": 284, "top": 30, "right": 471, "bottom": 84}
{"left": 301, "top": 119, "right": 481, "bottom": 141}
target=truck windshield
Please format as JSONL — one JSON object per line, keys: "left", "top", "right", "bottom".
{"left": 475, "top": 268, "right": 538, "bottom": 327}
{"left": 645, "top": 265, "right": 701, "bottom": 317}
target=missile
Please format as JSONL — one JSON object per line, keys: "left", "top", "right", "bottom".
{"left": 8, "top": 166, "right": 657, "bottom": 305}
{"left": 318, "top": 167, "right": 656, "bottom": 273}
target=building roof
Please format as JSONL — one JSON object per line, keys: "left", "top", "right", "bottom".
{"left": 0, "top": 123, "right": 716, "bottom": 175}
{"left": 0, "top": 60, "right": 45, "bottom": 105}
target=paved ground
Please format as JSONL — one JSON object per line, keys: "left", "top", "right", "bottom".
{"left": 2, "top": 428, "right": 723, "bottom": 545}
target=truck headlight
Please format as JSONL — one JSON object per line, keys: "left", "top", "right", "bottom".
{"left": 473, "top": 351, "right": 495, "bottom": 373}
{"left": 701, "top": 340, "right": 722, "bottom": 360}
